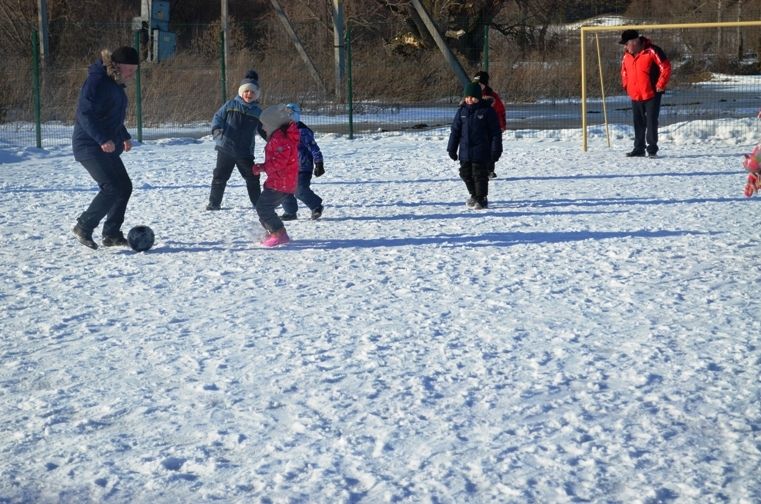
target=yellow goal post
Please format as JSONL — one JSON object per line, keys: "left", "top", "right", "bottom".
{"left": 580, "top": 20, "right": 761, "bottom": 152}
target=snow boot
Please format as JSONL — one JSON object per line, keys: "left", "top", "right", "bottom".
{"left": 281, "top": 213, "right": 297, "bottom": 221}
{"left": 102, "top": 232, "right": 129, "bottom": 247}
{"left": 72, "top": 224, "right": 98, "bottom": 249}
{"left": 311, "top": 205, "right": 324, "bottom": 220}
{"left": 261, "top": 228, "right": 290, "bottom": 247}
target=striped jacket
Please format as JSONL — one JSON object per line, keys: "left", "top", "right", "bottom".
{"left": 620, "top": 37, "right": 672, "bottom": 102}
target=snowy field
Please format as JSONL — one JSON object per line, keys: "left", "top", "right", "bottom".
{"left": 1, "top": 119, "right": 760, "bottom": 503}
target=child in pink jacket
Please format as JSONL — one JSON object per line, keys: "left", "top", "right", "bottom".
{"left": 252, "top": 104, "right": 300, "bottom": 246}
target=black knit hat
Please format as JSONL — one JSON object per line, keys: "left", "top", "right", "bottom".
{"left": 618, "top": 29, "right": 640, "bottom": 44}
{"left": 463, "top": 82, "right": 482, "bottom": 99}
{"left": 240, "top": 69, "right": 259, "bottom": 87}
{"left": 473, "top": 71, "right": 489, "bottom": 86}
{"left": 111, "top": 46, "right": 139, "bottom": 65}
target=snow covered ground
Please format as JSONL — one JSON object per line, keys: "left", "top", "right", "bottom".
{"left": 1, "top": 119, "right": 760, "bottom": 503}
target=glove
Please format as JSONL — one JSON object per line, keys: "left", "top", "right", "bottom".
{"left": 212, "top": 128, "right": 222, "bottom": 139}
{"left": 448, "top": 151, "right": 458, "bottom": 161}
{"left": 744, "top": 172, "right": 760, "bottom": 197}
{"left": 252, "top": 163, "right": 262, "bottom": 176}
{"left": 313, "top": 161, "right": 325, "bottom": 177}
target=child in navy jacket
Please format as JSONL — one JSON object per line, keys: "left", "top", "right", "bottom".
{"left": 447, "top": 83, "right": 502, "bottom": 210}
{"left": 280, "top": 103, "right": 326, "bottom": 220}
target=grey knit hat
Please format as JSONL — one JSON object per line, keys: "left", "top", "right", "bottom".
{"left": 259, "top": 104, "right": 291, "bottom": 135}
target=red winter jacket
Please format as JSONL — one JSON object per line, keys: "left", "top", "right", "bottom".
{"left": 620, "top": 37, "right": 672, "bottom": 102}
{"left": 481, "top": 86, "right": 507, "bottom": 131}
{"left": 254, "top": 122, "right": 300, "bottom": 194}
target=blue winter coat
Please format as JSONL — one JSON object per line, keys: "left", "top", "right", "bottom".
{"left": 295, "top": 121, "right": 323, "bottom": 172}
{"left": 72, "top": 60, "right": 131, "bottom": 161}
{"left": 447, "top": 100, "right": 502, "bottom": 163}
{"left": 211, "top": 96, "right": 264, "bottom": 158}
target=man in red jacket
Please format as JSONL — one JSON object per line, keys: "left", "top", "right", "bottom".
{"left": 474, "top": 71, "right": 506, "bottom": 178}
{"left": 620, "top": 29, "right": 672, "bottom": 158}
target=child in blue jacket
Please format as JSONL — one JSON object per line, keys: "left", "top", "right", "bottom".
{"left": 206, "top": 70, "right": 265, "bottom": 210}
{"left": 447, "top": 83, "right": 502, "bottom": 210}
{"left": 280, "top": 103, "right": 326, "bottom": 220}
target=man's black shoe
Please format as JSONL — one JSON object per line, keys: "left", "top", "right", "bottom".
{"left": 102, "top": 232, "right": 129, "bottom": 247}
{"left": 72, "top": 224, "right": 98, "bottom": 249}
{"left": 281, "top": 213, "right": 297, "bottom": 221}
{"left": 626, "top": 150, "right": 646, "bottom": 157}
{"left": 647, "top": 152, "right": 658, "bottom": 158}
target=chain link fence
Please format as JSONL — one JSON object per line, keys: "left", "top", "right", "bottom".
{"left": 2, "top": 15, "right": 761, "bottom": 149}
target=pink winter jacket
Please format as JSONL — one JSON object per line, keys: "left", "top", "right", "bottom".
{"left": 253, "top": 122, "right": 300, "bottom": 194}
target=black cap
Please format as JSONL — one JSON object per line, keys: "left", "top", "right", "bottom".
{"left": 618, "top": 29, "right": 640, "bottom": 45}
{"left": 112, "top": 46, "right": 139, "bottom": 65}
{"left": 473, "top": 71, "right": 489, "bottom": 86}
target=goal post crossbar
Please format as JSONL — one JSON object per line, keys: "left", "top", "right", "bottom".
{"left": 580, "top": 20, "right": 761, "bottom": 151}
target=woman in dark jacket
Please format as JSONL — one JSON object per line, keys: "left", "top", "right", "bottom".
{"left": 448, "top": 83, "right": 502, "bottom": 210}
{"left": 71, "top": 46, "right": 139, "bottom": 249}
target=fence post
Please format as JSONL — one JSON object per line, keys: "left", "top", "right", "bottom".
{"left": 345, "top": 26, "right": 353, "bottom": 140}
{"left": 219, "top": 31, "right": 227, "bottom": 103}
{"left": 32, "top": 30, "right": 42, "bottom": 149}
{"left": 133, "top": 31, "right": 143, "bottom": 143}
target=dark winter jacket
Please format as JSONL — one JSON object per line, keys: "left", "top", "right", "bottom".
{"left": 620, "top": 37, "right": 672, "bottom": 102}
{"left": 72, "top": 60, "right": 131, "bottom": 161}
{"left": 447, "top": 100, "right": 502, "bottom": 164}
{"left": 295, "top": 121, "right": 323, "bottom": 172}
{"left": 211, "top": 95, "right": 264, "bottom": 158}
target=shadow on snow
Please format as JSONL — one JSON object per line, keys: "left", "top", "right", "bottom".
{"left": 146, "top": 229, "right": 715, "bottom": 253}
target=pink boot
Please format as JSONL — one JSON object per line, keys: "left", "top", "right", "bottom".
{"left": 261, "top": 228, "right": 290, "bottom": 247}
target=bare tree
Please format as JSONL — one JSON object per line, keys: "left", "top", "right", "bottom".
{"left": 371, "top": 0, "right": 505, "bottom": 64}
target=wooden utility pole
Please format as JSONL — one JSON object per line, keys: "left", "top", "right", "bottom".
{"left": 270, "top": 0, "right": 328, "bottom": 95}
{"left": 332, "top": 0, "right": 345, "bottom": 101}
{"left": 37, "top": 0, "right": 49, "bottom": 65}
{"left": 221, "top": 0, "right": 229, "bottom": 88}
{"left": 409, "top": 0, "right": 469, "bottom": 87}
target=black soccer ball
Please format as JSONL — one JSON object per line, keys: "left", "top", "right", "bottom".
{"left": 127, "top": 225, "right": 155, "bottom": 252}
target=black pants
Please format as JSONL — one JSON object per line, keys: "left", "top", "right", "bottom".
{"left": 208, "top": 151, "right": 261, "bottom": 207}
{"left": 459, "top": 161, "right": 490, "bottom": 202}
{"left": 631, "top": 92, "right": 662, "bottom": 155}
{"left": 256, "top": 188, "right": 289, "bottom": 233}
{"left": 77, "top": 154, "right": 133, "bottom": 237}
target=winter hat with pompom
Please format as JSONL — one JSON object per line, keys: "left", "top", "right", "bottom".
{"left": 238, "top": 69, "right": 260, "bottom": 100}
{"left": 259, "top": 104, "right": 292, "bottom": 135}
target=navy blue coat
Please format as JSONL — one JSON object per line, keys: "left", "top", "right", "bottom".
{"left": 295, "top": 122, "right": 323, "bottom": 172}
{"left": 211, "top": 96, "right": 264, "bottom": 159}
{"left": 72, "top": 61, "right": 132, "bottom": 161}
{"left": 447, "top": 100, "right": 502, "bottom": 163}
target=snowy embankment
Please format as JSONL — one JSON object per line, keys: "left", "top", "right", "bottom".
{"left": 0, "top": 121, "right": 760, "bottom": 502}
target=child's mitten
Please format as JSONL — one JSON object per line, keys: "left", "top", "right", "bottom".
{"left": 313, "top": 161, "right": 325, "bottom": 177}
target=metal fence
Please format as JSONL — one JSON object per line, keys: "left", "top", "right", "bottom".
{"left": 2, "top": 16, "right": 761, "bottom": 149}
